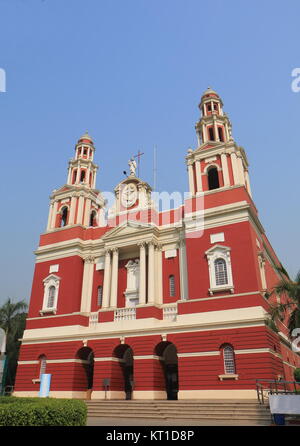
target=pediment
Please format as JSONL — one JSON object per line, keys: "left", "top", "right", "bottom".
{"left": 102, "top": 220, "right": 156, "bottom": 241}
{"left": 205, "top": 244, "right": 231, "bottom": 256}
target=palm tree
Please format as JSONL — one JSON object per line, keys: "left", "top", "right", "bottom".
{"left": 0, "top": 298, "right": 28, "bottom": 388}
{"left": 268, "top": 266, "right": 300, "bottom": 337}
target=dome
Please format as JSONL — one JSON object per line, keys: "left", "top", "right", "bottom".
{"left": 202, "top": 87, "right": 220, "bottom": 99}
{"left": 78, "top": 131, "right": 94, "bottom": 144}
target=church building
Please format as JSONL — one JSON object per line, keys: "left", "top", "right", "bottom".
{"left": 14, "top": 88, "right": 300, "bottom": 400}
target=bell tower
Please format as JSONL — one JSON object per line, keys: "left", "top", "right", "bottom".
{"left": 187, "top": 88, "right": 252, "bottom": 197}
{"left": 46, "top": 132, "right": 105, "bottom": 231}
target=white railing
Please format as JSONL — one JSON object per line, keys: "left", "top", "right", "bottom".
{"left": 163, "top": 305, "right": 178, "bottom": 322}
{"left": 114, "top": 307, "right": 136, "bottom": 322}
{"left": 89, "top": 312, "right": 99, "bottom": 327}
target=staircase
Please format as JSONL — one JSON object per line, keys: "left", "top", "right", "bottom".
{"left": 86, "top": 400, "right": 271, "bottom": 424}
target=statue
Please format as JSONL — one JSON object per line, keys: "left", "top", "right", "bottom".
{"left": 128, "top": 157, "right": 137, "bottom": 176}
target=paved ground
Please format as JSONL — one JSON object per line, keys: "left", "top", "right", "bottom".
{"left": 87, "top": 416, "right": 271, "bottom": 426}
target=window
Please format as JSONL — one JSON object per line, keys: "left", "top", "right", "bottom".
{"left": 47, "top": 286, "right": 56, "bottom": 308}
{"left": 207, "top": 167, "right": 219, "bottom": 190}
{"left": 80, "top": 170, "right": 86, "bottom": 182}
{"left": 205, "top": 245, "right": 234, "bottom": 294}
{"left": 215, "top": 258, "right": 228, "bottom": 286}
{"left": 89, "top": 210, "right": 97, "bottom": 227}
{"left": 97, "top": 285, "right": 103, "bottom": 307}
{"left": 41, "top": 274, "right": 61, "bottom": 314}
{"left": 223, "top": 345, "right": 236, "bottom": 374}
{"left": 208, "top": 127, "right": 215, "bottom": 141}
{"left": 39, "top": 355, "right": 47, "bottom": 379}
{"left": 61, "top": 207, "right": 68, "bottom": 227}
{"left": 218, "top": 127, "right": 224, "bottom": 142}
{"left": 169, "top": 275, "right": 175, "bottom": 297}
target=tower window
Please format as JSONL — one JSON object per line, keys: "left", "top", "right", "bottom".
{"left": 72, "top": 170, "right": 77, "bottom": 184}
{"left": 89, "top": 210, "right": 97, "bottom": 227}
{"left": 223, "top": 345, "right": 236, "bottom": 374}
{"left": 213, "top": 102, "right": 218, "bottom": 111}
{"left": 61, "top": 207, "right": 68, "bottom": 227}
{"left": 169, "top": 275, "right": 175, "bottom": 297}
{"left": 207, "top": 104, "right": 212, "bottom": 112}
{"left": 214, "top": 258, "right": 228, "bottom": 286}
{"left": 208, "top": 127, "right": 215, "bottom": 141}
{"left": 97, "top": 285, "right": 103, "bottom": 307}
{"left": 47, "top": 286, "right": 56, "bottom": 308}
{"left": 207, "top": 167, "right": 220, "bottom": 190}
{"left": 80, "top": 170, "right": 86, "bottom": 182}
{"left": 218, "top": 127, "right": 224, "bottom": 142}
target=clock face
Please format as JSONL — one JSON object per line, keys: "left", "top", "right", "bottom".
{"left": 121, "top": 183, "right": 138, "bottom": 208}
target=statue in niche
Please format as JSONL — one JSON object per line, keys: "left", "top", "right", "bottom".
{"left": 124, "top": 259, "right": 140, "bottom": 307}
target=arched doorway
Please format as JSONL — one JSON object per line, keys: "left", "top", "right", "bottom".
{"left": 114, "top": 345, "right": 134, "bottom": 400}
{"left": 156, "top": 342, "right": 179, "bottom": 400}
{"left": 76, "top": 347, "right": 94, "bottom": 391}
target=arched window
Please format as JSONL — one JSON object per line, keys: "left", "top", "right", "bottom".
{"left": 214, "top": 258, "right": 228, "bottom": 286}
{"left": 39, "top": 355, "right": 47, "bottom": 379}
{"left": 169, "top": 275, "right": 175, "bottom": 297}
{"left": 97, "top": 285, "right": 103, "bottom": 307}
{"left": 72, "top": 170, "right": 77, "bottom": 184}
{"left": 218, "top": 127, "right": 224, "bottom": 142}
{"left": 89, "top": 210, "right": 97, "bottom": 227}
{"left": 223, "top": 345, "right": 236, "bottom": 374}
{"left": 61, "top": 207, "right": 68, "bottom": 227}
{"left": 80, "top": 170, "right": 86, "bottom": 183}
{"left": 208, "top": 127, "right": 215, "bottom": 141}
{"left": 208, "top": 167, "right": 220, "bottom": 190}
{"left": 47, "top": 286, "right": 56, "bottom": 308}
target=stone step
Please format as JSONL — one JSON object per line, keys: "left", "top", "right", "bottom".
{"left": 87, "top": 406, "right": 268, "bottom": 413}
{"left": 87, "top": 411, "right": 270, "bottom": 421}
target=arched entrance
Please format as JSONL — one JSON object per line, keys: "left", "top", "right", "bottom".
{"left": 156, "top": 342, "right": 179, "bottom": 400}
{"left": 76, "top": 347, "right": 94, "bottom": 392}
{"left": 114, "top": 345, "right": 134, "bottom": 400}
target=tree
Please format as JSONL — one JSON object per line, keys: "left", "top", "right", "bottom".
{"left": 0, "top": 298, "right": 28, "bottom": 388}
{"left": 268, "top": 266, "right": 300, "bottom": 337}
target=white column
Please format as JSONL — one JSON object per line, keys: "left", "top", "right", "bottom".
{"left": 47, "top": 202, "right": 54, "bottom": 231}
{"left": 102, "top": 250, "right": 112, "bottom": 308}
{"left": 67, "top": 165, "right": 72, "bottom": 184}
{"left": 237, "top": 155, "right": 246, "bottom": 185}
{"left": 76, "top": 195, "right": 85, "bottom": 224}
{"left": 188, "top": 163, "right": 195, "bottom": 196}
{"left": 195, "top": 160, "right": 202, "bottom": 193}
{"left": 75, "top": 163, "right": 81, "bottom": 184}
{"left": 202, "top": 123, "right": 207, "bottom": 143}
{"left": 69, "top": 196, "right": 77, "bottom": 225}
{"left": 93, "top": 170, "right": 97, "bottom": 188}
{"left": 50, "top": 201, "right": 58, "bottom": 229}
{"left": 139, "top": 243, "right": 146, "bottom": 305}
{"left": 213, "top": 117, "right": 219, "bottom": 142}
{"left": 230, "top": 152, "right": 239, "bottom": 185}
{"left": 110, "top": 248, "right": 119, "bottom": 308}
{"left": 80, "top": 256, "right": 95, "bottom": 313}
{"left": 84, "top": 198, "right": 92, "bottom": 226}
{"left": 245, "top": 170, "right": 252, "bottom": 197}
{"left": 179, "top": 239, "right": 189, "bottom": 300}
{"left": 221, "top": 153, "right": 230, "bottom": 187}
{"left": 156, "top": 244, "right": 163, "bottom": 305}
{"left": 147, "top": 242, "right": 155, "bottom": 304}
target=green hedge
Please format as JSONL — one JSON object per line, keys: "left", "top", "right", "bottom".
{"left": 0, "top": 397, "right": 87, "bottom": 426}
{"left": 294, "top": 368, "right": 300, "bottom": 382}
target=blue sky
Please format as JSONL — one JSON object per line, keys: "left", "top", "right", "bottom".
{"left": 0, "top": 0, "right": 299, "bottom": 306}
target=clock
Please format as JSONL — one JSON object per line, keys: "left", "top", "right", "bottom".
{"left": 121, "top": 183, "right": 138, "bottom": 208}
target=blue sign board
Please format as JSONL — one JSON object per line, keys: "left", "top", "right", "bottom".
{"left": 39, "top": 374, "right": 51, "bottom": 397}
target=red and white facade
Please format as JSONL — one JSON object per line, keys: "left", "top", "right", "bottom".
{"left": 14, "top": 89, "right": 300, "bottom": 400}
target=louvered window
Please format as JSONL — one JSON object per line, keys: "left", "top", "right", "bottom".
{"left": 169, "top": 275, "right": 175, "bottom": 297}
{"left": 39, "top": 356, "right": 47, "bottom": 379}
{"left": 47, "top": 286, "right": 56, "bottom": 308}
{"left": 97, "top": 286, "right": 103, "bottom": 307}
